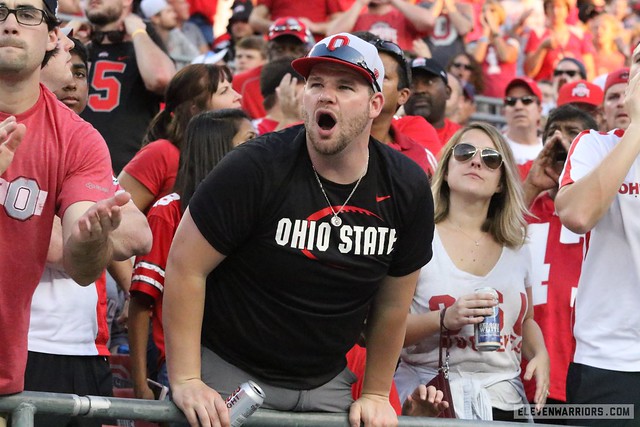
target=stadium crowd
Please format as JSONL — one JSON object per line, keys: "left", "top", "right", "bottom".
{"left": 1, "top": 0, "right": 640, "bottom": 426}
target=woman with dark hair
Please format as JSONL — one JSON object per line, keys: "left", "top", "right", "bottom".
{"left": 118, "top": 64, "right": 242, "bottom": 212}
{"left": 447, "top": 52, "right": 485, "bottom": 95}
{"left": 395, "top": 123, "right": 549, "bottom": 421}
{"left": 128, "top": 109, "right": 255, "bottom": 399}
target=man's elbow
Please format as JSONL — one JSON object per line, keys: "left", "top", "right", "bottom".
{"left": 556, "top": 201, "right": 593, "bottom": 235}
{"left": 144, "top": 68, "right": 174, "bottom": 94}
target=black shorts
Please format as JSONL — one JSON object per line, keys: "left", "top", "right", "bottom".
{"left": 24, "top": 351, "right": 113, "bottom": 427}
{"left": 566, "top": 362, "right": 640, "bottom": 427}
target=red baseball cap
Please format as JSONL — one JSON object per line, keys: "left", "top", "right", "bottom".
{"left": 505, "top": 76, "right": 543, "bottom": 100}
{"left": 268, "top": 17, "right": 310, "bottom": 44}
{"left": 604, "top": 68, "right": 630, "bottom": 95}
{"left": 292, "top": 33, "right": 385, "bottom": 93}
{"left": 557, "top": 80, "right": 603, "bottom": 107}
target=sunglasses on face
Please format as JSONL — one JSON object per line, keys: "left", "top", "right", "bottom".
{"left": 91, "top": 29, "right": 126, "bottom": 44}
{"left": 452, "top": 143, "right": 503, "bottom": 170}
{"left": 451, "top": 62, "right": 473, "bottom": 71}
{"left": 553, "top": 69, "right": 578, "bottom": 78}
{"left": 504, "top": 95, "right": 538, "bottom": 107}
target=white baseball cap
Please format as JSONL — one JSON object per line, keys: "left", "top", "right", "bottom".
{"left": 140, "top": 0, "right": 168, "bottom": 18}
{"left": 292, "top": 33, "right": 384, "bottom": 93}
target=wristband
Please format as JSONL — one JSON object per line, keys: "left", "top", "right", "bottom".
{"left": 131, "top": 28, "right": 147, "bottom": 39}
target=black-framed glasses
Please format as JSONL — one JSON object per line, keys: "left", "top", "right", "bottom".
{"left": 451, "top": 62, "right": 473, "bottom": 71}
{"left": 504, "top": 95, "right": 538, "bottom": 107}
{"left": 553, "top": 69, "right": 578, "bottom": 78}
{"left": 307, "top": 42, "right": 381, "bottom": 92}
{"left": 452, "top": 143, "right": 503, "bottom": 170}
{"left": 0, "top": 6, "right": 45, "bottom": 26}
{"left": 91, "top": 29, "right": 126, "bottom": 44}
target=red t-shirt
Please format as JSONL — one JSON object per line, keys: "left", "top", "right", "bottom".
{"left": 233, "top": 65, "right": 265, "bottom": 120}
{"left": 521, "top": 193, "right": 583, "bottom": 402}
{"left": 389, "top": 121, "right": 437, "bottom": 179}
{"left": 481, "top": 38, "right": 518, "bottom": 98}
{"left": 392, "top": 115, "right": 443, "bottom": 159}
{"left": 253, "top": 117, "right": 280, "bottom": 136}
{"left": 353, "top": 8, "right": 427, "bottom": 51}
{"left": 0, "top": 85, "right": 114, "bottom": 394}
{"left": 257, "top": 0, "right": 344, "bottom": 24}
{"left": 435, "top": 119, "right": 462, "bottom": 146}
{"left": 122, "top": 138, "right": 180, "bottom": 210}
{"left": 525, "top": 28, "right": 594, "bottom": 81}
{"left": 188, "top": 0, "right": 217, "bottom": 24}
{"left": 131, "top": 193, "right": 183, "bottom": 367}
{"left": 345, "top": 344, "right": 402, "bottom": 415}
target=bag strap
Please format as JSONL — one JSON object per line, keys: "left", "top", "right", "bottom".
{"left": 439, "top": 307, "right": 451, "bottom": 379}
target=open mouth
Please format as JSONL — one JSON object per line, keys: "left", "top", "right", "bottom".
{"left": 316, "top": 111, "right": 337, "bottom": 131}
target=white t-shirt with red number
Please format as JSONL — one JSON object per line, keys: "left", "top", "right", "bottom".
{"left": 559, "top": 128, "right": 640, "bottom": 371}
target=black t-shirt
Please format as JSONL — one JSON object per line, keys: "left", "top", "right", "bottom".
{"left": 189, "top": 125, "right": 435, "bottom": 389}
{"left": 82, "top": 34, "right": 163, "bottom": 174}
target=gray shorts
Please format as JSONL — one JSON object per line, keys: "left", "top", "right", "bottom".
{"left": 200, "top": 346, "right": 356, "bottom": 412}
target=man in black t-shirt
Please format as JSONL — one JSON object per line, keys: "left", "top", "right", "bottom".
{"left": 81, "top": 0, "right": 176, "bottom": 173}
{"left": 163, "top": 32, "right": 435, "bottom": 427}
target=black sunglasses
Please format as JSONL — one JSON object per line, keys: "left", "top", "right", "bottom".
{"left": 372, "top": 38, "right": 410, "bottom": 81}
{"left": 504, "top": 95, "right": 538, "bottom": 107}
{"left": 553, "top": 69, "right": 578, "bottom": 78}
{"left": 91, "top": 29, "right": 126, "bottom": 44}
{"left": 451, "top": 62, "right": 473, "bottom": 71}
{"left": 452, "top": 143, "right": 503, "bottom": 170}
{"left": 307, "top": 42, "right": 381, "bottom": 92}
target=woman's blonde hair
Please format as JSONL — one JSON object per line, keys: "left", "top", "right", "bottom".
{"left": 431, "top": 122, "right": 528, "bottom": 248}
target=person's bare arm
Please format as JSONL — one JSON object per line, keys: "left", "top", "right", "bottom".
{"left": 524, "top": 36, "right": 553, "bottom": 78}
{"left": 62, "top": 192, "right": 131, "bottom": 285}
{"left": 163, "top": 210, "right": 230, "bottom": 427}
{"left": 349, "top": 270, "right": 419, "bottom": 427}
{"left": 124, "top": 14, "right": 176, "bottom": 95}
{"left": 117, "top": 170, "right": 156, "bottom": 213}
{"left": 520, "top": 287, "right": 549, "bottom": 412}
{"left": 556, "top": 70, "right": 640, "bottom": 233}
{"left": 129, "top": 292, "right": 156, "bottom": 400}
{"left": 0, "top": 117, "right": 24, "bottom": 176}
{"left": 326, "top": 0, "right": 368, "bottom": 37}
{"left": 248, "top": 4, "right": 273, "bottom": 34}
{"left": 390, "top": 0, "right": 438, "bottom": 33}
{"left": 441, "top": 0, "right": 472, "bottom": 36}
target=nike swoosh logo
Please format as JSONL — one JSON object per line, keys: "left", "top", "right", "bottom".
{"left": 376, "top": 195, "right": 391, "bottom": 202}
{"left": 117, "top": 56, "right": 129, "bottom": 61}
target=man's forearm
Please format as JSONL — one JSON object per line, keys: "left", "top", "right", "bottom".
{"left": 133, "top": 33, "right": 176, "bottom": 94}
{"left": 110, "top": 201, "right": 152, "bottom": 260}
{"left": 63, "top": 234, "right": 114, "bottom": 285}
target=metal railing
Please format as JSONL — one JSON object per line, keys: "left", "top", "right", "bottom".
{"left": 0, "top": 391, "right": 548, "bottom": 427}
{"left": 471, "top": 95, "right": 506, "bottom": 128}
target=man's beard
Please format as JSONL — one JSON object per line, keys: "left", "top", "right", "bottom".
{"left": 87, "top": 6, "right": 121, "bottom": 26}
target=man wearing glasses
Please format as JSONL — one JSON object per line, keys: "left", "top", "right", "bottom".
{"left": 0, "top": 0, "right": 134, "bottom": 400}
{"left": 503, "top": 76, "right": 543, "bottom": 178}
{"left": 81, "top": 0, "right": 176, "bottom": 174}
{"left": 552, "top": 57, "right": 587, "bottom": 105}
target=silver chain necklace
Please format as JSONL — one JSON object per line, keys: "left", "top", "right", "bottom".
{"left": 312, "top": 153, "right": 369, "bottom": 227}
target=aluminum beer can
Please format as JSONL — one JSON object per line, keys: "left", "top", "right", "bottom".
{"left": 474, "top": 287, "right": 501, "bottom": 351}
{"left": 225, "top": 381, "right": 265, "bottom": 427}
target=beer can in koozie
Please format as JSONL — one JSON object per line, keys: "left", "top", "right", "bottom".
{"left": 474, "top": 287, "right": 501, "bottom": 351}
{"left": 225, "top": 381, "right": 265, "bottom": 427}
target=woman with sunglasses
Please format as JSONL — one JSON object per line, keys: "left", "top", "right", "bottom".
{"left": 446, "top": 52, "right": 484, "bottom": 96}
{"left": 395, "top": 122, "right": 549, "bottom": 421}
{"left": 117, "top": 64, "right": 242, "bottom": 213}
